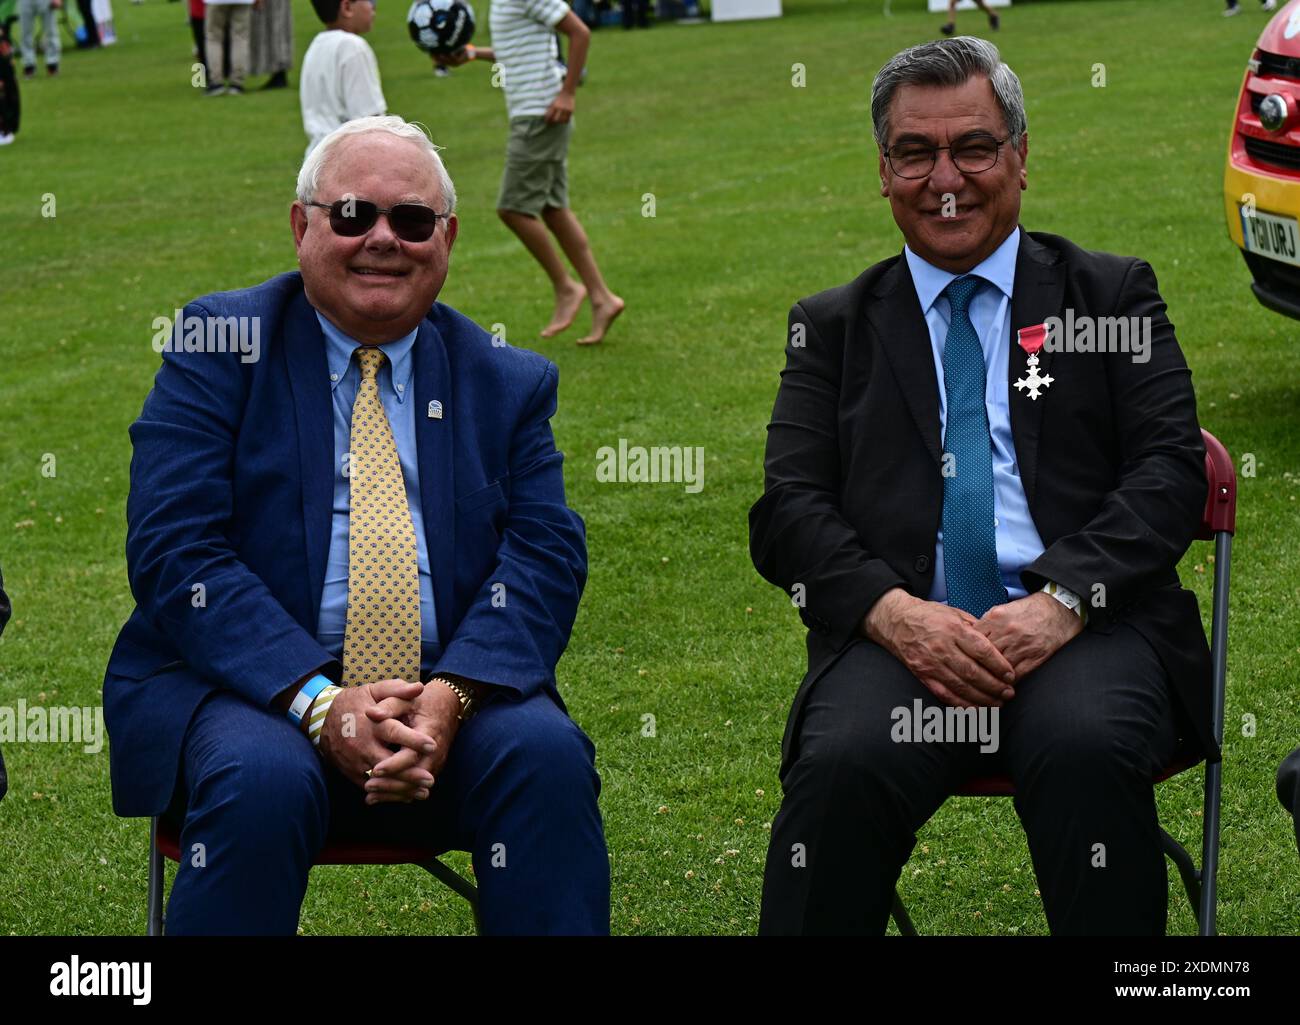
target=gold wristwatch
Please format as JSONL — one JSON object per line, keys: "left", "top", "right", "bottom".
{"left": 433, "top": 676, "right": 480, "bottom": 721}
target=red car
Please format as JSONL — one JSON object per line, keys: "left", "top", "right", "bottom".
{"left": 1224, "top": 0, "right": 1300, "bottom": 320}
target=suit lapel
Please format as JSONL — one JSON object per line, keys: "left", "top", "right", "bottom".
{"left": 869, "top": 257, "right": 943, "bottom": 467}
{"left": 283, "top": 290, "right": 334, "bottom": 628}
{"left": 413, "top": 314, "right": 456, "bottom": 648}
{"left": 1007, "top": 229, "right": 1065, "bottom": 506}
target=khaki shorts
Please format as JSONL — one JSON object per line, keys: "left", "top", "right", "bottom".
{"left": 496, "top": 115, "right": 573, "bottom": 216}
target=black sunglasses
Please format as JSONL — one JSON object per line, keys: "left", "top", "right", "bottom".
{"left": 306, "top": 199, "right": 449, "bottom": 242}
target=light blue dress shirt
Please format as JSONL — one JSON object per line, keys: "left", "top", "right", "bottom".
{"left": 902, "top": 226, "right": 1045, "bottom": 602}
{"left": 314, "top": 311, "right": 440, "bottom": 671}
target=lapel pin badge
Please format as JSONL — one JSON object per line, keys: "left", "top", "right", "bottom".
{"left": 427, "top": 399, "right": 444, "bottom": 420}
{"left": 1014, "top": 323, "right": 1054, "bottom": 401}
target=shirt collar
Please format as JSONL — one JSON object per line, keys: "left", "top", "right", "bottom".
{"left": 316, "top": 310, "right": 418, "bottom": 403}
{"left": 903, "top": 224, "right": 1021, "bottom": 315}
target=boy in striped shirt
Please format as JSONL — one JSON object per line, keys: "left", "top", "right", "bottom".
{"left": 448, "top": 0, "right": 623, "bottom": 344}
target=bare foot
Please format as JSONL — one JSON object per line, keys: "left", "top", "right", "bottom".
{"left": 540, "top": 280, "right": 587, "bottom": 338}
{"left": 577, "top": 294, "right": 625, "bottom": 346}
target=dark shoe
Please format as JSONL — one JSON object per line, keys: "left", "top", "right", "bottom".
{"left": 227, "top": 83, "right": 244, "bottom": 95}
{"left": 940, "top": 21, "right": 954, "bottom": 35}
{"left": 205, "top": 83, "right": 225, "bottom": 96}
{"left": 22, "top": 64, "right": 33, "bottom": 79}
{"left": 46, "top": 62, "right": 58, "bottom": 75}
{"left": 989, "top": 12, "right": 999, "bottom": 30}
{"left": 261, "top": 69, "right": 287, "bottom": 89}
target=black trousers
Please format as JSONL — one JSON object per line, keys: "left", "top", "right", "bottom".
{"left": 75, "top": 0, "right": 100, "bottom": 48}
{"left": 760, "top": 625, "right": 1183, "bottom": 935}
{"left": 620, "top": 0, "right": 648, "bottom": 27}
{"left": 0, "top": 43, "right": 18, "bottom": 135}
{"left": 190, "top": 15, "right": 206, "bottom": 80}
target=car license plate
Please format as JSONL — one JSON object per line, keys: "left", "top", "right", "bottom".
{"left": 1240, "top": 207, "right": 1300, "bottom": 267}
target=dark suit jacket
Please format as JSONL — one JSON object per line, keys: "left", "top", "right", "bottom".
{"left": 750, "top": 229, "right": 1215, "bottom": 778}
{"left": 103, "top": 271, "right": 587, "bottom": 818}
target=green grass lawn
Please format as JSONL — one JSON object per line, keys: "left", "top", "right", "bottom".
{"left": 1, "top": 0, "right": 1298, "bottom": 935}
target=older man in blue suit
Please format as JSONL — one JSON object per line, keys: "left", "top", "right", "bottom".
{"left": 103, "top": 115, "right": 608, "bottom": 935}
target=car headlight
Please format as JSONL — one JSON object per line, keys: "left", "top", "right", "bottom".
{"left": 1259, "top": 92, "right": 1293, "bottom": 133}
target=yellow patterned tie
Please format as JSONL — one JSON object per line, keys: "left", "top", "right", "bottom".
{"left": 341, "top": 346, "right": 421, "bottom": 687}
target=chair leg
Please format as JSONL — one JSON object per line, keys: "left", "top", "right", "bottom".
{"left": 419, "top": 857, "right": 481, "bottom": 934}
{"left": 147, "top": 816, "right": 165, "bottom": 936}
{"left": 1160, "top": 827, "right": 1201, "bottom": 927}
{"left": 1198, "top": 759, "right": 1222, "bottom": 937}
{"left": 1197, "top": 532, "right": 1231, "bottom": 938}
{"left": 891, "top": 888, "right": 918, "bottom": 936}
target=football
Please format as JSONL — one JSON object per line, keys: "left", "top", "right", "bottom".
{"left": 407, "top": 0, "right": 476, "bottom": 56}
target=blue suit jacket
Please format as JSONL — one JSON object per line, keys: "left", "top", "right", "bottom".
{"left": 103, "top": 272, "right": 587, "bottom": 817}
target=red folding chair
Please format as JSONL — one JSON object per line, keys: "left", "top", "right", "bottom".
{"left": 892, "top": 429, "right": 1236, "bottom": 936}
{"left": 147, "top": 815, "right": 480, "bottom": 935}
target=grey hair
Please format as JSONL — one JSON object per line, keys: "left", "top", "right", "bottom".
{"left": 295, "top": 115, "right": 458, "bottom": 214}
{"left": 870, "top": 37, "right": 1027, "bottom": 150}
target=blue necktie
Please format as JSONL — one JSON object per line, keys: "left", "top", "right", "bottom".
{"left": 940, "top": 275, "right": 1009, "bottom": 618}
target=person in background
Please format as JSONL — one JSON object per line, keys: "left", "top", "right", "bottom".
{"left": 299, "top": 0, "right": 384, "bottom": 157}
{"left": 73, "top": 0, "right": 100, "bottom": 47}
{"left": 17, "top": 0, "right": 59, "bottom": 77}
{"left": 250, "top": 0, "right": 291, "bottom": 89}
{"left": 204, "top": 0, "right": 255, "bottom": 95}
{"left": 619, "top": 0, "right": 646, "bottom": 29}
{"left": 91, "top": 0, "right": 114, "bottom": 43}
{"left": 189, "top": 0, "right": 207, "bottom": 84}
{"left": 940, "top": 0, "right": 999, "bottom": 36}
{"left": 1224, "top": 0, "right": 1277, "bottom": 15}
{"left": 0, "top": 17, "right": 19, "bottom": 143}
{"left": 446, "top": 0, "right": 624, "bottom": 345}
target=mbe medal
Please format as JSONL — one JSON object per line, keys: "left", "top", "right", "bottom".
{"left": 1014, "top": 323, "right": 1054, "bottom": 401}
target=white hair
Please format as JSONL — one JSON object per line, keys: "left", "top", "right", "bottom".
{"left": 296, "top": 115, "right": 457, "bottom": 214}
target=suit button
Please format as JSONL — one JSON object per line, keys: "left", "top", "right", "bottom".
{"left": 914, "top": 555, "right": 930, "bottom": 573}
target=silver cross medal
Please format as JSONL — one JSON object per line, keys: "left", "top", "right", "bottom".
{"left": 1014, "top": 323, "right": 1054, "bottom": 401}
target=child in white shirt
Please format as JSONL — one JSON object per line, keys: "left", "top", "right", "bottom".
{"left": 300, "top": 0, "right": 386, "bottom": 157}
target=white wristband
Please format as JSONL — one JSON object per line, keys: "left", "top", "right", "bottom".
{"left": 288, "top": 674, "right": 332, "bottom": 726}
{"left": 1041, "top": 580, "right": 1086, "bottom": 623}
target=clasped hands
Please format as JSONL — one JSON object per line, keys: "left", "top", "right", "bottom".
{"left": 315, "top": 679, "right": 463, "bottom": 805}
{"left": 864, "top": 587, "right": 1084, "bottom": 709}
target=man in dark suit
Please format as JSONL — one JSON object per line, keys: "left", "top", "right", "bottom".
{"left": 104, "top": 115, "right": 608, "bottom": 934}
{"left": 750, "top": 38, "right": 1213, "bottom": 935}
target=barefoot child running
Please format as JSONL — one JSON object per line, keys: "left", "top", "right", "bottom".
{"left": 447, "top": 0, "right": 623, "bottom": 344}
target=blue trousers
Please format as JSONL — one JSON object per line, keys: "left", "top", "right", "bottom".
{"left": 163, "top": 689, "right": 609, "bottom": 935}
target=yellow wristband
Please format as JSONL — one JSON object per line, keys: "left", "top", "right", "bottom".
{"left": 307, "top": 685, "right": 342, "bottom": 749}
